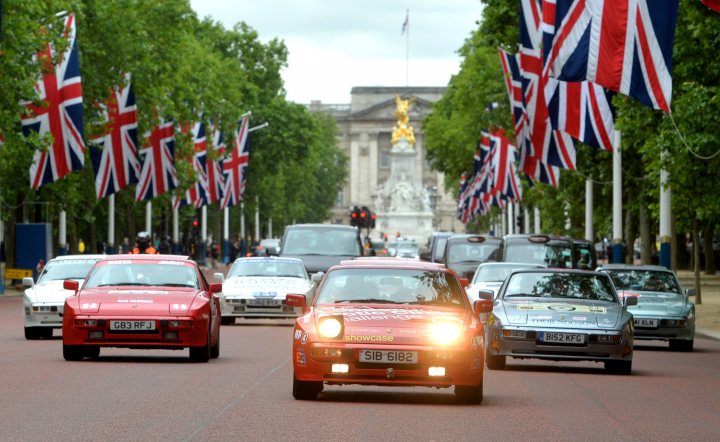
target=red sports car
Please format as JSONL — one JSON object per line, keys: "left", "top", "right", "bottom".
{"left": 61, "top": 254, "right": 222, "bottom": 362}
{"left": 286, "top": 258, "right": 493, "bottom": 403}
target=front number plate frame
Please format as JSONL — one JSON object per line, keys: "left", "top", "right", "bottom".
{"left": 109, "top": 320, "right": 156, "bottom": 331}
{"left": 538, "top": 332, "right": 586, "bottom": 344}
{"left": 358, "top": 350, "right": 418, "bottom": 364}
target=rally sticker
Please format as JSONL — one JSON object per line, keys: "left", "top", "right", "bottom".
{"left": 294, "top": 330, "right": 302, "bottom": 340}
{"left": 295, "top": 350, "right": 306, "bottom": 366}
{"left": 301, "top": 332, "right": 308, "bottom": 344}
{"left": 516, "top": 303, "right": 607, "bottom": 313}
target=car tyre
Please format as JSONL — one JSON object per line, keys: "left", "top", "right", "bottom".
{"left": 486, "top": 351, "right": 506, "bottom": 370}
{"left": 25, "top": 327, "right": 41, "bottom": 340}
{"left": 63, "top": 344, "right": 85, "bottom": 361}
{"left": 292, "top": 375, "right": 323, "bottom": 400}
{"left": 604, "top": 360, "right": 632, "bottom": 374}
{"left": 210, "top": 329, "right": 220, "bottom": 359}
{"left": 189, "top": 327, "right": 211, "bottom": 363}
{"left": 86, "top": 346, "right": 100, "bottom": 359}
{"left": 669, "top": 339, "right": 693, "bottom": 352}
{"left": 220, "top": 317, "right": 234, "bottom": 325}
{"left": 455, "top": 382, "right": 483, "bottom": 404}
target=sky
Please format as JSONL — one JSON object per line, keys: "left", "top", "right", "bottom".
{"left": 189, "top": 0, "right": 484, "bottom": 104}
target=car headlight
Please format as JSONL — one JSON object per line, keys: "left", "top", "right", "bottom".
{"left": 170, "top": 303, "right": 190, "bottom": 314}
{"left": 317, "top": 317, "right": 343, "bottom": 339}
{"left": 431, "top": 320, "right": 462, "bottom": 345}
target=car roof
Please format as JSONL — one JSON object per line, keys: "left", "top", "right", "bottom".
{"left": 447, "top": 234, "right": 500, "bottom": 243}
{"left": 596, "top": 264, "right": 672, "bottom": 272}
{"left": 285, "top": 223, "right": 358, "bottom": 231}
{"left": 100, "top": 254, "right": 193, "bottom": 263}
{"left": 336, "top": 257, "right": 446, "bottom": 270}
{"left": 233, "top": 256, "right": 303, "bottom": 264}
{"left": 50, "top": 254, "right": 106, "bottom": 261}
{"left": 503, "top": 234, "right": 573, "bottom": 243}
{"left": 476, "top": 262, "right": 546, "bottom": 268}
{"left": 509, "top": 268, "right": 608, "bottom": 277}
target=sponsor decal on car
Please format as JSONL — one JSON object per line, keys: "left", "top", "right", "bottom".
{"left": 301, "top": 332, "right": 308, "bottom": 344}
{"left": 516, "top": 303, "right": 607, "bottom": 313}
{"left": 295, "top": 350, "right": 306, "bottom": 366}
{"left": 344, "top": 335, "right": 394, "bottom": 342}
{"left": 294, "top": 330, "right": 302, "bottom": 340}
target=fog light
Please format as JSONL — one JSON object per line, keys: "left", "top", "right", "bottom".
{"left": 311, "top": 348, "right": 344, "bottom": 358}
{"left": 428, "top": 367, "right": 446, "bottom": 377}
{"left": 502, "top": 330, "right": 527, "bottom": 338}
{"left": 89, "top": 331, "right": 103, "bottom": 338}
{"left": 331, "top": 363, "right": 349, "bottom": 374}
{"left": 163, "top": 332, "right": 179, "bottom": 339}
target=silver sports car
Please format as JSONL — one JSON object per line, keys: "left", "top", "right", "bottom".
{"left": 597, "top": 264, "right": 695, "bottom": 351}
{"left": 485, "top": 269, "right": 636, "bottom": 373}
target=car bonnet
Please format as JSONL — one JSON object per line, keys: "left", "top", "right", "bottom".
{"left": 617, "top": 290, "right": 688, "bottom": 315}
{"left": 499, "top": 298, "right": 622, "bottom": 328}
{"left": 77, "top": 288, "right": 203, "bottom": 314}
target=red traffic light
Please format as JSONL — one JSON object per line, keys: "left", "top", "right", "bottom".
{"left": 371, "top": 213, "right": 376, "bottom": 220}
{"left": 360, "top": 211, "right": 367, "bottom": 219}
{"left": 351, "top": 212, "right": 358, "bottom": 219}
{"left": 192, "top": 220, "right": 199, "bottom": 228}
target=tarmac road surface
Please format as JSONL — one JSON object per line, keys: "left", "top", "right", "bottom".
{"left": 1, "top": 294, "right": 719, "bottom": 441}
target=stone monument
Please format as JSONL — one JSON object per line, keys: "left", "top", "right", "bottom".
{"left": 374, "top": 95, "right": 434, "bottom": 242}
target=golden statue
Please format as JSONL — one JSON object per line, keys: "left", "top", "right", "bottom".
{"left": 392, "top": 95, "right": 416, "bottom": 146}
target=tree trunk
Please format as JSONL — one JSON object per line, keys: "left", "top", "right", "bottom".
{"left": 693, "top": 217, "right": 702, "bottom": 305}
{"left": 639, "top": 202, "right": 652, "bottom": 264}
{"left": 703, "top": 226, "right": 716, "bottom": 275}
{"left": 624, "top": 205, "right": 636, "bottom": 264}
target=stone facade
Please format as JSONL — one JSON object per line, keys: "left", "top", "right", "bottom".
{"left": 307, "top": 86, "right": 458, "bottom": 243}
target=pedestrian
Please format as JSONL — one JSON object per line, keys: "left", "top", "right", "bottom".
{"left": 130, "top": 231, "right": 159, "bottom": 254}
{"left": 119, "top": 237, "right": 131, "bottom": 254}
{"left": 34, "top": 259, "right": 45, "bottom": 282}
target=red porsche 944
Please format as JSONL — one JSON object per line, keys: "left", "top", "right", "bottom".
{"left": 286, "top": 258, "right": 493, "bottom": 403}
{"left": 61, "top": 255, "right": 222, "bottom": 362}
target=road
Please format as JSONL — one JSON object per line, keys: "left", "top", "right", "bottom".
{"left": 1, "top": 294, "right": 719, "bottom": 441}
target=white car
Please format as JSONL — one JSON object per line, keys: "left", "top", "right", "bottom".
{"left": 23, "top": 255, "right": 105, "bottom": 339}
{"left": 219, "top": 257, "right": 313, "bottom": 323}
{"left": 466, "top": 262, "right": 546, "bottom": 302}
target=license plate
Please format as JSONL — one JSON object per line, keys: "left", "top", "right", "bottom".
{"left": 634, "top": 318, "right": 658, "bottom": 328}
{"left": 110, "top": 320, "right": 155, "bottom": 331}
{"left": 247, "top": 299, "right": 281, "bottom": 306}
{"left": 539, "top": 332, "right": 585, "bottom": 344}
{"left": 359, "top": 350, "right": 418, "bottom": 364}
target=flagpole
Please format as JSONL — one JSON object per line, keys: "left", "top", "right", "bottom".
{"left": 107, "top": 194, "right": 115, "bottom": 254}
{"left": 405, "top": 9, "right": 409, "bottom": 88}
{"left": 172, "top": 206, "right": 179, "bottom": 254}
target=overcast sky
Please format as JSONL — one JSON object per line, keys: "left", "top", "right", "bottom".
{"left": 189, "top": 0, "right": 484, "bottom": 104}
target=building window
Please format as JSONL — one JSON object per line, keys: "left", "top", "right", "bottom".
{"left": 335, "top": 189, "right": 345, "bottom": 208}
{"left": 379, "top": 150, "right": 390, "bottom": 169}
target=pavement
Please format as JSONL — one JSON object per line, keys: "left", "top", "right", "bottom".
{"left": 5, "top": 262, "right": 719, "bottom": 341}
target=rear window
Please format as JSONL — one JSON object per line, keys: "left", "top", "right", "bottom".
{"left": 432, "top": 237, "right": 449, "bottom": 261}
{"left": 281, "top": 227, "right": 361, "bottom": 256}
{"left": 505, "top": 242, "right": 573, "bottom": 268}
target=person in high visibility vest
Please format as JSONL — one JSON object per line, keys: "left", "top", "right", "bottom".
{"left": 130, "top": 231, "right": 159, "bottom": 254}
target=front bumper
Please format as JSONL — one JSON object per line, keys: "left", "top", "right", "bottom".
{"left": 633, "top": 316, "right": 695, "bottom": 341}
{"left": 221, "top": 298, "right": 300, "bottom": 318}
{"left": 487, "top": 326, "right": 633, "bottom": 362}
{"left": 24, "top": 303, "right": 64, "bottom": 328}
{"left": 293, "top": 342, "right": 484, "bottom": 388}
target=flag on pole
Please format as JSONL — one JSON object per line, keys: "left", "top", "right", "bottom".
{"left": 22, "top": 13, "right": 85, "bottom": 189}
{"left": 204, "top": 123, "right": 226, "bottom": 205}
{"left": 135, "top": 119, "right": 178, "bottom": 201}
{"left": 701, "top": 0, "right": 720, "bottom": 13}
{"left": 544, "top": 0, "right": 679, "bottom": 112}
{"left": 220, "top": 114, "right": 250, "bottom": 209}
{"left": 401, "top": 10, "right": 409, "bottom": 34}
{"left": 90, "top": 73, "right": 141, "bottom": 199}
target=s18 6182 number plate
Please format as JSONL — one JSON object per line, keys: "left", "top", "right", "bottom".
{"left": 359, "top": 350, "right": 417, "bottom": 364}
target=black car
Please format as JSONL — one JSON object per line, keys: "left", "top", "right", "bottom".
{"left": 572, "top": 239, "right": 598, "bottom": 270}
{"left": 279, "top": 224, "right": 363, "bottom": 275}
{"left": 442, "top": 234, "right": 501, "bottom": 280}
{"left": 420, "top": 231, "right": 455, "bottom": 262}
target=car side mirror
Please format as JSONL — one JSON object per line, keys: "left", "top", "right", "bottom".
{"left": 63, "top": 280, "right": 79, "bottom": 293}
{"left": 624, "top": 296, "right": 638, "bottom": 306}
{"left": 286, "top": 293, "right": 308, "bottom": 314}
{"left": 473, "top": 299, "right": 493, "bottom": 316}
{"left": 23, "top": 277, "right": 35, "bottom": 288}
{"left": 311, "top": 272, "right": 324, "bottom": 285}
{"left": 266, "top": 247, "right": 278, "bottom": 256}
{"left": 477, "top": 289, "right": 494, "bottom": 301}
{"left": 209, "top": 282, "right": 223, "bottom": 295}
{"left": 213, "top": 272, "right": 225, "bottom": 283}
{"left": 685, "top": 288, "right": 696, "bottom": 297}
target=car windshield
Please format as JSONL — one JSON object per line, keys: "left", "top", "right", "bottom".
{"left": 84, "top": 263, "right": 201, "bottom": 289}
{"left": 447, "top": 243, "right": 498, "bottom": 264}
{"left": 228, "top": 260, "right": 306, "bottom": 278}
{"left": 505, "top": 242, "right": 573, "bottom": 268}
{"left": 603, "top": 269, "right": 681, "bottom": 294}
{"left": 473, "top": 264, "right": 539, "bottom": 284}
{"left": 503, "top": 271, "right": 617, "bottom": 303}
{"left": 281, "top": 228, "right": 361, "bottom": 256}
{"left": 38, "top": 259, "right": 100, "bottom": 282}
{"left": 315, "top": 268, "right": 467, "bottom": 308}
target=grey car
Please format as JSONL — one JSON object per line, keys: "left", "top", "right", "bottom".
{"left": 485, "top": 269, "right": 636, "bottom": 373}
{"left": 597, "top": 264, "right": 695, "bottom": 352}
{"left": 466, "top": 262, "right": 546, "bottom": 302}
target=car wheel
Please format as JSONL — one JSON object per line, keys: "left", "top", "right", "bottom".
{"left": 63, "top": 344, "right": 85, "bottom": 361}
{"left": 292, "top": 375, "right": 323, "bottom": 400}
{"left": 485, "top": 350, "right": 506, "bottom": 370}
{"left": 25, "top": 327, "right": 41, "bottom": 340}
{"left": 210, "top": 328, "right": 220, "bottom": 359}
{"left": 604, "top": 360, "right": 632, "bottom": 374}
{"left": 669, "top": 339, "right": 694, "bottom": 352}
{"left": 40, "top": 328, "right": 54, "bottom": 339}
{"left": 220, "top": 317, "right": 235, "bottom": 325}
{"left": 455, "top": 382, "right": 483, "bottom": 404}
{"left": 86, "top": 346, "right": 100, "bottom": 359}
{"left": 189, "top": 327, "right": 211, "bottom": 362}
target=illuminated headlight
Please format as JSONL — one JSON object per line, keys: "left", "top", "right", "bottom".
{"left": 331, "top": 363, "right": 349, "bottom": 374}
{"left": 431, "top": 321, "right": 462, "bottom": 345}
{"left": 317, "top": 317, "right": 343, "bottom": 339}
{"left": 428, "top": 367, "right": 446, "bottom": 377}
{"left": 80, "top": 303, "right": 100, "bottom": 313}
{"left": 169, "top": 303, "right": 189, "bottom": 314}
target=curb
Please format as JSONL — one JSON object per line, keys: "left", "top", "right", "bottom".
{"left": 697, "top": 329, "right": 720, "bottom": 341}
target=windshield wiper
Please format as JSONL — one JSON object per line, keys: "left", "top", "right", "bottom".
{"left": 336, "top": 298, "right": 398, "bottom": 304}
{"left": 158, "top": 283, "right": 194, "bottom": 287}
{"left": 504, "top": 293, "right": 541, "bottom": 298}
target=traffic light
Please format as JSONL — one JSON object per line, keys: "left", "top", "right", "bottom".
{"left": 192, "top": 218, "right": 200, "bottom": 239}
{"left": 370, "top": 212, "right": 376, "bottom": 229}
{"left": 350, "top": 207, "right": 359, "bottom": 227}
{"left": 359, "top": 206, "right": 369, "bottom": 228}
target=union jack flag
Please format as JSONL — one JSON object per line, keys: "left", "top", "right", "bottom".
{"left": 135, "top": 120, "right": 178, "bottom": 201}
{"left": 90, "top": 74, "right": 141, "bottom": 199}
{"left": 498, "top": 48, "right": 527, "bottom": 151}
{"left": 519, "top": 0, "right": 576, "bottom": 171}
{"left": 489, "top": 130, "right": 522, "bottom": 202}
{"left": 544, "top": 0, "right": 679, "bottom": 112}
{"left": 220, "top": 114, "right": 250, "bottom": 209}
{"left": 22, "top": 14, "right": 85, "bottom": 189}
{"left": 204, "top": 123, "right": 226, "bottom": 205}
